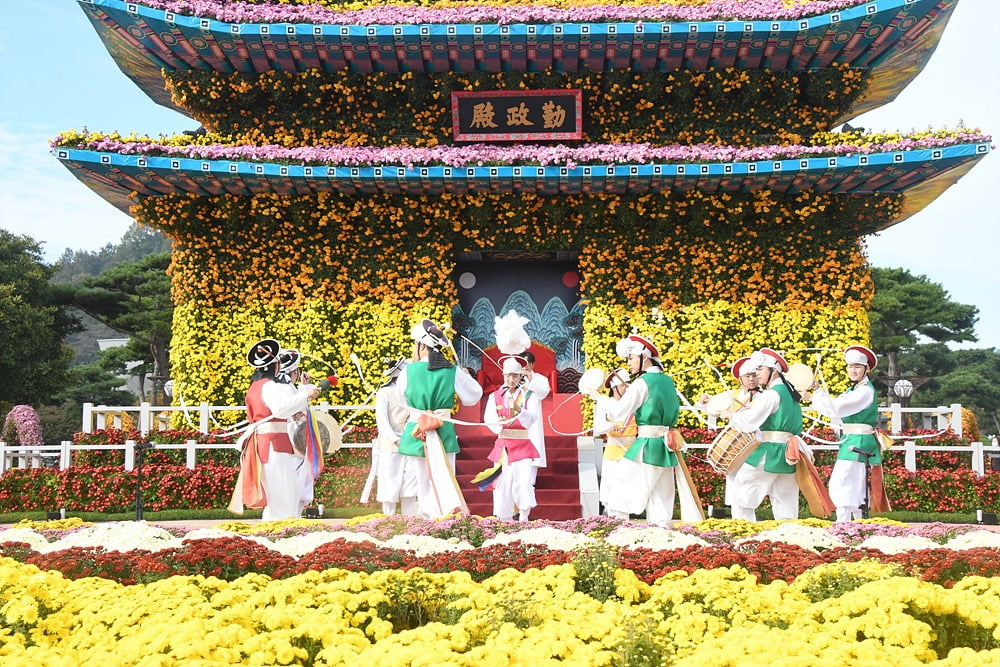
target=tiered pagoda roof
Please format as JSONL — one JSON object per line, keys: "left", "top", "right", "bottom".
{"left": 59, "top": 0, "right": 991, "bottom": 229}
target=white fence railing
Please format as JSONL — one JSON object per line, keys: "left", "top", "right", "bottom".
{"left": 1, "top": 401, "right": 991, "bottom": 476}
{"left": 0, "top": 439, "right": 373, "bottom": 475}
{"left": 80, "top": 401, "right": 965, "bottom": 438}
{"left": 79, "top": 401, "right": 370, "bottom": 435}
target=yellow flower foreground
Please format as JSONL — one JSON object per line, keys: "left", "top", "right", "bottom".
{"left": 2, "top": 558, "right": 998, "bottom": 666}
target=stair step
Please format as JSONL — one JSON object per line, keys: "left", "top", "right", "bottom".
{"left": 454, "top": 401, "right": 583, "bottom": 521}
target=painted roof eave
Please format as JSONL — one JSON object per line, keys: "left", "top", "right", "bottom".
{"left": 54, "top": 141, "right": 990, "bottom": 233}
{"left": 78, "top": 0, "right": 959, "bottom": 121}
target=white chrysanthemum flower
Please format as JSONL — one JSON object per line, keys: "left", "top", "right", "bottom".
{"left": 737, "top": 523, "right": 845, "bottom": 553}
{"left": 43, "top": 521, "right": 183, "bottom": 553}
{"left": 271, "top": 531, "right": 381, "bottom": 558}
{"left": 381, "top": 534, "right": 474, "bottom": 557}
{"left": 605, "top": 525, "right": 710, "bottom": 550}
{"left": 944, "top": 530, "right": 1000, "bottom": 551}
{"left": 0, "top": 527, "right": 49, "bottom": 551}
{"left": 857, "top": 535, "right": 941, "bottom": 554}
{"left": 482, "top": 527, "right": 594, "bottom": 551}
{"left": 181, "top": 527, "right": 242, "bottom": 541}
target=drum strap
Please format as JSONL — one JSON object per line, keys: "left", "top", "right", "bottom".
{"left": 759, "top": 430, "right": 793, "bottom": 443}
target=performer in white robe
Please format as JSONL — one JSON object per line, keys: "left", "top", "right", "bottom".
{"left": 235, "top": 338, "right": 320, "bottom": 521}
{"left": 592, "top": 368, "right": 634, "bottom": 519}
{"left": 373, "top": 358, "right": 419, "bottom": 516}
{"left": 519, "top": 350, "right": 550, "bottom": 483}
{"left": 483, "top": 356, "right": 541, "bottom": 521}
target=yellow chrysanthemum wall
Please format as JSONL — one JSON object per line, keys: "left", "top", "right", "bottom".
{"left": 139, "top": 185, "right": 901, "bottom": 421}
{"left": 166, "top": 66, "right": 867, "bottom": 148}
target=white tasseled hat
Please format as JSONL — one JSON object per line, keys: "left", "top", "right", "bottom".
{"left": 844, "top": 345, "right": 877, "bottom": 369}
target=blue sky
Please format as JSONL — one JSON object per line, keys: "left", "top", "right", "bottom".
{"left": 1, "top": 0, "right": 997, "bottom": 349}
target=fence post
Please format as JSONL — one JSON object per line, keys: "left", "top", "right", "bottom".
{"left": 82, "top": 403, "right": 94, "bottom": 433}
{"left": 186, "top": 439, "right": 197, "bottom": 469}
{"left": 60, "top": 441, "right": 71, "bottom": 470}
{"left": 971, "top": 441, "right": 984, "bottom": 478}
{"left": 199, "top": 403, "right": 210, "bottom": 434}
{"left": 890, "top": 403, "right": 903, "bottom": 434}
{"left": 950, "top": 404, "right": 963, "bottom": 436}
{"left": 139, "top": 403, "right": 152, "bottom": 436}
{"left": 904, "top": 440, "right": 916, "bottom": 473}
{"left": 125, "top": 440, "right": 136, "bottom": 471}
{"left": 0, "top": 442, "right": 6, "bottom": 475}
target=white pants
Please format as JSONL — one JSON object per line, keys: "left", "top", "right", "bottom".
{"left": 294, "top": 455, "right": 314, "bottom": 514}
{"left": 412, "top": 451, "right": 459, "bottom": 519}
{"left": 493, "top": 458, "right": 537, "bottom": 520}
{"left": 599, "top": 457, "right": 622, "bottom": 507}
{"left": 730, "top": 460, "right": 800, "bottom": 521}
{"left": 261, "top": 450, "right": 301, "bottom": 521}
{"left": 606, "top": 458, "right": 676, "bottom": 525}
{"left": 376, "top": 450, "right": 420, "bottom": 506}
{"left": 829, "top": 459, "right": 867, "bottom": 520}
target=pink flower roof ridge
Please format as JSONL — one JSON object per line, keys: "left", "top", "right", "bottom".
{"left": 141, "top": 0, "right": 881, "bottom": 26}
{"left": 53, "top": 133, "right": 992, "bottom": 169}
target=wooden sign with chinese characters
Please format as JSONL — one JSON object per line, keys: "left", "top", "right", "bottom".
{"left": 451, "top": 89, "right": 583, "bottom": 142}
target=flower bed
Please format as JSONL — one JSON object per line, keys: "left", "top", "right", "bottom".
{"left": 1, "top": 516, "right": 999, "bottom": 664}
{"left": 2, "top": 428, "right": 997, "bottom": 514}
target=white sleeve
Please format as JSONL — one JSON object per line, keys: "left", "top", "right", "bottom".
{"left": 592, "top": 405, "right": 614, "bottom": 436}
{"left": 396, "top": 370, "right": 409, "bottom": 406}
{"left": 260, "top": 380, "right": 313, "bottom": 419}
{"left": 812, "top": 383, "right": 874, "bottom": 420}
{"left": 375, "top": 387, "right": 400, "bottom": 437}
{"left": 525, "top": 372, "right": 550, "bottom": 399}
{"left": 594, "top": 377, "right": 648, "bottom": 424}
{"left": 455, "top": 367, "right": 484, "bottom": 406}
{"left": 518, "top": 392, "right": 540, "bottom": 427}
{"left": 483, "top": 393, "right": 502, "bottom": 435}
{"left": 729, "top": 389, "right": 780, "bottom": 433}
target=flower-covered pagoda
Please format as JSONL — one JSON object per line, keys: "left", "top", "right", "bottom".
{"left": 56, "top": 0, "right": 990, "bottom": 416}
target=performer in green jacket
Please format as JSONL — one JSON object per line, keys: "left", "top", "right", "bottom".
{"left": 808, "top": 345, "right": 889, "bottom": 521}
{"left": 591, "top": 334, "right": 686, "bottom": 525}
{"left": 397, "top": 319, "right": 483, "bottom": 518}
{"left": 729, "top": 347, "right": 805, "bottom": 522}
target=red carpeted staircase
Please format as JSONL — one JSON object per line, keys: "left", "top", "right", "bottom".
{"left": 453, "top": 394, "right": 583, "bottom": 521}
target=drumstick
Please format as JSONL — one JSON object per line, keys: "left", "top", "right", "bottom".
{"left": 676, "top": 388, "right": 710, "bottom": 426}
{"left": 453, "top": 332, "right": 505, "bottom": 372}
{"left": 350, "top": 352, "right": 376, "bottom": 392}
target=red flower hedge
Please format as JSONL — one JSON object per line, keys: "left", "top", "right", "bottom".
{"left": 5, "top": 536, "right": 997, "bottom": 589}
{"left": 3, "top": 428, "right": 995, "bottom": 514}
